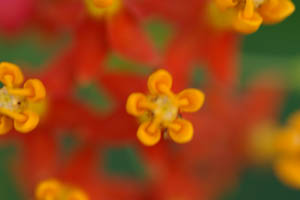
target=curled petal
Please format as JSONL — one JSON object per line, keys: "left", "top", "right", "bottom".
{"left": 35, "top": 179, "right": 61, "bottom": 200}
{"left": 177, "top": 88, "right": 205, "bottom": 112}
{"left": 148, "top": 69, "right": 173, "bottom": 95}
{"left": 126, "top": 93, "right": 148, "bottom": 116}
{"left": 24, "top": 79, "right": 46, "bottom": 102}
{"left": 93, "top": 0, "right": 114, "bottom": 8}
{"left": 233, "top": 11, "right": 263, "bottom": 34}
{"left": 137, "top": 121, "right": 161, "bottom": 146}
{"left": 14, "top": 110, "right": 39, "bottom": 133}
{"left": 0, "top": 62, "right": 24, "bottom": 87}
{"left": 68, "top": 190, "right": 89, "bottom": 200}
{"left": 168, "top": 118, "right": 193, "bottom": 144}
{"left": 0, "top": 116, "right": 12, "bottom": 135}
{"left": 259, "top": 0, "right": 295, "bottom": 24}
{"left": 215, "top": 0, "right": 237, "bottom": 10}
{"left": 288, "top": 111, "right": 300, "bottom": 132}
{"left": 274, "top": 158, "right": 300, "bottom": 189}
{"left": 275, "top": 128, "right": 300, "bottom": 156}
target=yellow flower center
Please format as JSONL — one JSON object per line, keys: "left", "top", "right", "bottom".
{"left": 36, "top": 179, "right": 89, "bottom": 200}
{"left": 152, "top": 95, "right": 178, "bottom": 125}
{"left": 85, "top": 0, "right": 122, "bottom": 18}
{"left": 253, "top": 0, "right": 265, "bottom": 7}
{"left": 0, "top": 87, "right": 27, "bottom": 113}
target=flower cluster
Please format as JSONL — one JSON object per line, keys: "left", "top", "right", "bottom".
{"left": 0, "top": 0, "right": 297, "bottom": 200}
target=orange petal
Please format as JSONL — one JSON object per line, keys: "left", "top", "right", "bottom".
{"left": 68, "top": 190, "right": 89, "bottom": 200}
{"left": 0, "top": 62, "right": 24, "bottom": 87}
{"left": 233, "top": 11, "right": 263, "bottom": 34}
{"left": 126, "top": 93, "right": 148, "bottom": 116}
{"left": 274, "top": 158, "right": 300, "bottom": 189}
{"left": 0, "top": 116, "right": 13, "bottom": 135}
{"left": 93, "top": 0, "right": 114, "bottom": 8}
{"left": 147, "top": 69, "right": 173, "bottom": 95}
{"left": 168, "top": 118, "right": 193, "bottom": 144}
{"left": 214, "top": 0, "right": 237, "bottom": 10}
{"left": 177, "top": 88, "right": 205, "bottom": 112}
{"left": 14, "top": 110, "right": 39, "bottom": 133}
{"left": 287, "top": 111, "right": 300, "bottom": 132}
{"left": 275, "top": 128, "right": 300, "bottom": 156}
{"left": 137, "top": 121, "right": 161, "bottom": 146}
{"left": 259, "top": 0, "right": 295, "bottom": 24}
{"left": 35, "top": 179, "right": 61, "bottom": 200}
{"left": 24, "top": 79, "right": 46, "bottom": 102}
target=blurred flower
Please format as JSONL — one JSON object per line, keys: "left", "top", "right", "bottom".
{"left": 213, "top": 0, "right": 295, "bottom": 34}
{"left": 35, "top": 178, "right": 89, "bottom": 200}
{"left": 273, "top": 111, "right": 300, "bottom": 189}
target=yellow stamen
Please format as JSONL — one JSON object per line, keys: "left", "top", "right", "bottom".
{"left": 4, "top": 75, "right": 13, "bottom": 88}
{"left": 243, "top": 0, "right": 255, "bottom": 18}
{"left": 0, "top": 108, "right": 27, "bottom": 122}
{"left": 85, "top": 0, "right": 122, "bottom": 18}
{"left": 7, "top": 88, "right": 33, "bottom": 97}
{"left": 36, "top": 179, "right": 89, "bottom": 200}
{"left": 178, "top": 99, "right": 189, "bottom": 107}
{"left": 139, "top": 100, "right": 157, "bottom": 110}
{"left": 168, "top": 122, "right": 181, "bottom": 132}
{"left": 157, "top": 84, "right": 175, "bottom": 99}
{"left": 147, "top": 117, "right": 161, "bottom": 134}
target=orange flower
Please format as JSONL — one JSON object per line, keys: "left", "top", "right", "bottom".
{"left": 0, "top": 62, "right": 46, "bottom": 134}
{"left": 126, "top": 69, "right": 205, "bottom": 146}
{"left": 213, "top": 0, "right": 295, "bottom": 33}
{"left": 273, "top": 111, "right": 300, "bottom": 189}
{"left": 35, "top": 179, "right": 89, "bottom": 200}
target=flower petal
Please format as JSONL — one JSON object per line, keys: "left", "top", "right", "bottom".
{"left": 0, "top": 116, "right": 13, "bottom": 135}
{"left": 137, "top": 121, "right": 161, "bottom": 146}
{"left": 177, "top": 88, "right": 205, "bottom": 113}
{"left": 14, "top": 110, "right": 39, "bottom": 133}
{"left": 215, "top": 0, "right": 237, "bottom": 10}
{"left": 233, "top": 11, "right": 263, "bottom": 34}
{"left": 73, "top": 20, "right": 108, "bottom": 83}
{"left": 147, "top": 69, "right": 173, "bottom": 95}
{"left": 259, "top": 0, "right": 295, "bottom": 24}
{"left": 0, "top": 62, "right": 24, "bottom": 87}
{"left": 126, "top": 93, "right": 148, "bottom": 116}
{"left": 107, "top": 10, "right": 159, "bottom": 66}
{"left": 274, "top": 158, "right": 300, "bottom": 189}
{"left": 168, "top": 118, "right": 193, "bottom": 144}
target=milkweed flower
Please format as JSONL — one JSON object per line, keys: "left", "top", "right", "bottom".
{"left": 92, "top": 0, "right": 114, "bottom": 8}
{"left": 85, "top": 0, "right": 121, "bottom": 18}
{"left": 126, "top": 69, "right": 205, "bottom": 146}
{"left": 273, "top": 111, "right": 300, "bottom": 189}
{"left": 35, "top": 179, "right": 89, "bottom": 200}
{"left": 0, "top": 62, "right": 46, "bottom": 134}
{"left": 213, "top": 0, "right": 295, "bottom": 34}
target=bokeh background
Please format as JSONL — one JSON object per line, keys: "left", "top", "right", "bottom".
{"left": 0, "top": 0, "right": 300, "bottom": 199}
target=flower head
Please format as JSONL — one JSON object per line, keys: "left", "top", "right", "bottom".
{"left": 35, "top": 179, "right": 89, "bottom": 200}
{"left": 85, "top": 0, "right": 122, "bottom": 18}
{"left": 126, "top": 69, "right": 205, "bottom": 146}
{"left": 213, "top": 0, "right": 295, "bottom": 33}
{"left": 0, "top": 62, "right": 46, "bottom": 134}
